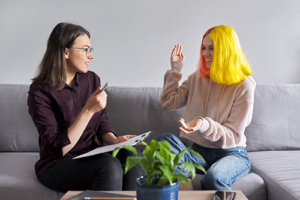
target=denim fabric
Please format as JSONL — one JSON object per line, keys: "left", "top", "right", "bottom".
{"left": 157, "top": 133, "right": 251, "bottom": 190}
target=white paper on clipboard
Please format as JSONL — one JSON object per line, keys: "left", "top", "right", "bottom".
{"left": 73, "top": 131, "right": 152, "bottom": 159}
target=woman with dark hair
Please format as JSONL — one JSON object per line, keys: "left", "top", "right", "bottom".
{"left": 157, "top": 25, "right": 255, "bottom": 190}
{"left": 28, "top": 22, "right": 141, "bottom": 192}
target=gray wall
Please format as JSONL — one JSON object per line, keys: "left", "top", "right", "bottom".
{"left": 1, "top": 0, "right": 300, "bottom": 87}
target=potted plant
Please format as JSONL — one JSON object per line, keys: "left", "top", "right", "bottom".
{"left": 112, "top": 139, "right": 206, "bottom": 200}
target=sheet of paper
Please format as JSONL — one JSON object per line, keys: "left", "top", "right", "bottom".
{"left": 73, "top": 131, "right": 151, "bottom": 159}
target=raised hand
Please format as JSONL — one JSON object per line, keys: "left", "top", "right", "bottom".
{"left": 171, "top": 44, "right": 185, "bottom": 63}
{"left": 179, "top": 117, "right": 203, "bottom": 134}
{"left": 63, "top": 87, "right": 107, "bottom": 156}
{"left": 84, "top": 87, "right": 107, "bottom": 115}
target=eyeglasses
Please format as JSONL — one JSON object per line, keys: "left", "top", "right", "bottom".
{"left": 69, "top": 47, "right": 94, "bottom": 57}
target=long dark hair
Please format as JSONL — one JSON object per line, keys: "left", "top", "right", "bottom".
{"left": 33, "top": 22, "right": 90, "bottom": 90}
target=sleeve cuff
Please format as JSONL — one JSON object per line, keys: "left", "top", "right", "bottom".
{"left": 54, "top": 129, "right": 71, "bottom": 148}
{"left": 171, "top": 61, "right": 183, "bottom": 72}
{"left": 198, "top": 118, "right": 210, "bottom": 134}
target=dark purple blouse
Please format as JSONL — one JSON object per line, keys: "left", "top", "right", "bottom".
{"left": 27, "top": 71, "right": 115, "bottom": 177}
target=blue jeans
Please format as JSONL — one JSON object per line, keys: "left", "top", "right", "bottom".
{"left": 157, "top": 133, "right": 251, "bottom": 190}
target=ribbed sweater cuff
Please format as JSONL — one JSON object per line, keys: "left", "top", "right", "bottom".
{"left": 170, "top": 61, "right": 183, "bottom": 72}
{"left": 198, "top": 117, "right": 210, "bottom": 133}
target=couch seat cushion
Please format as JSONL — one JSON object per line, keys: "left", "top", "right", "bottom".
{"left": 0, "top": 152, "right": 64, "bottom": 199}
{"left": 249, "top": 151, "right": 300, "bottom": 200}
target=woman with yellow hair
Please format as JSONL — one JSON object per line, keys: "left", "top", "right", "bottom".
{"left": 157, "top": 25, "right": 255, "bottom": 190}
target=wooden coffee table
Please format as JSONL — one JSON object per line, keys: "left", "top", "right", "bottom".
{"left": 61, "top": 190, "right": 248, "bottom": 200}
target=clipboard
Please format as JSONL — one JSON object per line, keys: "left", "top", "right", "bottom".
{"left": 73, "top": 131, "right": 151, "bottom": 159}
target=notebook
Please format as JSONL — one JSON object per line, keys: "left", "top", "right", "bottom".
{"left": 70, "top": 190, "right": 136, "bottom": 200}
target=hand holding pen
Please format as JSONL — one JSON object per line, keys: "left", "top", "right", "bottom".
{"left": 84, "top": 82, "right": 110, "bottom": 114}
{"left": 101, "top": 82, "right": 110, "bottom": 91}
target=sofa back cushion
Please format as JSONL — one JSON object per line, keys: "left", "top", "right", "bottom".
{"left": 2, "top": 83, "right": 299, "bottom": 153}
{"left": 0, "top": 84, "right": 39, "bottom": 151}
{"left": 106, "top": 85, "right": 300, "bottom": 152}
{"left": 245, "top": 84, "right": 300, "bottom": 152}
{"left": 105, "top": 86, "right": 191, "bottom": 148}
{"left": 0, "top": 84, "right": 187, "bottom": 152}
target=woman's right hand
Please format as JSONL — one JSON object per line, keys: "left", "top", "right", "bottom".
{"left": 179, "top": 117, "right": 203, "bottom": 134}
{"left": 84, "top": 87, "right": 107, "bottom": 114}
{"left": 171, "top": 44, "right": 185, "bottom": 63}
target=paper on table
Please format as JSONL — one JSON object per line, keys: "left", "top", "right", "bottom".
{"left": 73, "top": 131, "right": 152, "bottom": 159}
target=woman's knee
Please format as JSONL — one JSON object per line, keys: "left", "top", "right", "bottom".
{"left": 90, "top": 154, "right": 123, "bottom": 190}
{"left": 95, "top": 154, "right": 123, "bottom": 178}
{"left": 201, "top": 170, "right": 230, "bottom": 190}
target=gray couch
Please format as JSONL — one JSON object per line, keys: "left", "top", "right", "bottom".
{"left": 0, "top": 83, "right": 300, "bottom": 200}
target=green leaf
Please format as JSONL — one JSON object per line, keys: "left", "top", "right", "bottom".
{"left": 173, "top": 173, "right": 188, "bottom": 185}
{"left": 143, "top": 140, "right": 159, "bottom": 160}
{"left": 194, "top": 163, "right": 206, "bottom": 174}
{"left": 187, "top": 148, "right": 205, "bottom": 163}
{"left": 169, "top": 153, "right": 176, "bottom": 167}
{"left": 138, "top": 141, "right": 147, "bottom": 146}
{"left": 112, "top": 147, "right": 121, "bottom": 157}
{"left": 158, "top": 141, "right": 172, "bottom": 165}
{"left": 153, "top": 160, "right": 163, "bottom": 173}
{"left": 139, "top": 157, "right": 152, "bottom": 172}
{"left": 174, "top": 148, "right": 188, "bottom": 165}
{"left": 142, "top": 146, "right": 150, "bottom": 158}
{"left": 124, "top": 156, "right": 143, "bottom": 174}
{"left": 158, "top": 165, "right": 173, "bottom": 185}
{"left": 157, "top": 176, "right": 170, "bottom": 186}
{"left": 121, "top": 145, "right": 139, "bottom": 156}
{"left": 112, "top": 145, "right": 139, "bottom": 157}
{"left": 155, "top": 151, "right": 165, "bottom": 165}
{"left": 181, "top": 162, "right": 196, "bottom": 179}
{"left": 149, "top": 140, "right": 160, "bottom": 150}
{"left": 159, "top": 140, "right": 171, "bottom": 153}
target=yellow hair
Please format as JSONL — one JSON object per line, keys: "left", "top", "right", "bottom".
{"left": 207, "top": 25, "right": 252, "bottom": 85}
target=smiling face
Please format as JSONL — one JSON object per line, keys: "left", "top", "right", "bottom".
{"left": 202, "top": 35, "right": 214, "bottom": 69}
{"left": 65, "top": 34, "right": 94, "bottom": 83}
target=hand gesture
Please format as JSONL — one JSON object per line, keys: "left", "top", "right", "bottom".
{"left": 113, "top": 135, "right": 136, "bottom": 144}
{"left": 171, "top": 44, "right": 185, "bottom": 63}
{"left": 84, "top": 87, "right": 107, "bottom": 115}
{"left": 179, "top": 117, "right": 203, "bottom": 134}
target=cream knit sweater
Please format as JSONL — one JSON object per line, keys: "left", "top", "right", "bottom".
{"left": 161, "top": 62, "right": 256, "bottom": 149}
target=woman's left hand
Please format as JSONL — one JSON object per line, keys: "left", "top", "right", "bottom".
{"left": 179, "top": 117, "right": 203, "bottom": 134}
{"left": 113, "top": 135, "right": 136, "bottom": 144}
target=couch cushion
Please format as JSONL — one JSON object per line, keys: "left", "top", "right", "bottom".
{"left": 0, "top": 152, "right": 64, "bottom": 199}
{"left": 245, "top": 84, "right": 300, "bottom": 152}
{"left": 232, "top": 172, "right": 267, "bottom": 200}
{"left": 105, "top": 86, "right": 191, "bottom": 147}
{"left": 0, "top": 84, "right": 39, "bottom": 151}
{"left": 249, "top": 151, "right": 300, "bottom": 200}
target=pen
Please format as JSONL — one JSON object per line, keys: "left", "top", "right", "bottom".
{"left": 84, "top": 197, "right": 136, "bottom": 200}
{"left": 101, "top": 82, "right": 110, "bottom": 91}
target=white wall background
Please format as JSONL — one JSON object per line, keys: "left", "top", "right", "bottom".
{"left": 1, "top": 0, "right": 300, "bottom": 87}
